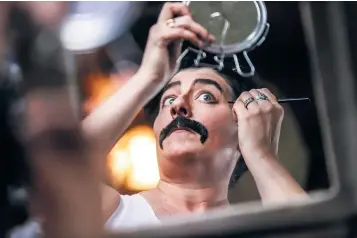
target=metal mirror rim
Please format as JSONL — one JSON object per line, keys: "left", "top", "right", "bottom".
{"left": 185, "top": 1, "right": 267, "bottom": 56}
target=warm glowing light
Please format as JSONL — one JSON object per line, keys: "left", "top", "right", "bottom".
{"left": 85, "top": 72, "right": 159, "bottom": 192}
{"left": 84, "top": 73, "right": 123, "bottom": 113}
{"left": 127, "top": 133, "right": 160, "bottom": 190}
{"left": 107, "top": 126, "right": 159, "bottom": 191}
{"left": 108, "top": 150, "right": 132, "bottom": 187}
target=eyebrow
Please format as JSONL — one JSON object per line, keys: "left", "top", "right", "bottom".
{"left": 193, "top": 78, "right": 224, "bottom": 93}
{"left": 161, "top": 78, "right": 224, "bottom": 96}
{"left": 161, "top": 81, "right": 181, "bottom": 95}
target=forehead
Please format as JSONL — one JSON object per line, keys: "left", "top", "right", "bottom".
{"left": 170, "top": 67, "right": 231, "bottom": 91}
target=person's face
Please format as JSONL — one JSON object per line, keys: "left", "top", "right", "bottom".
{"left": 153, "top": 67, "right": 239, "bottom": 163}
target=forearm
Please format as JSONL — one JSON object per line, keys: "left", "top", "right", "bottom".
{"left": 244, "top": 149, "right": 308, "bottom": 204}
{"left": 82, "top": 69, "right": 163, "bottom": 158}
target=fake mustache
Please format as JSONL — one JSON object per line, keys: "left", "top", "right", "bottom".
{"left": 159, "top": 116, "right": 208, "bottom": 149}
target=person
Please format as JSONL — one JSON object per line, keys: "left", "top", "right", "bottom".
{"left": 10, "top": 2, "right": 307, "bottom": 237}
{"left": 84, "top": 2, "right": 307, "bottom": 228}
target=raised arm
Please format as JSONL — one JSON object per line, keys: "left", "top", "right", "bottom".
{"left": 81, "top": 70, "right": 160, "bottom": 160}
{"left": 84, "top": 3, "right": 215, "bottom": 221}
{"left": 243, "top": 149, "right": 307, "bottom": 204}
{"left": 233, "top": 88, "right": 307, "bottom": 204}
{"left": 82, "top": 2, "right": 215, "bottom": 160}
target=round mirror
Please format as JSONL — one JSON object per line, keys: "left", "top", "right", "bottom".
{"left": 185, "top": 1, "right": 269, "bottom": 56}
{"left": 60, "top": 2, "right": 145, "bottom": 52}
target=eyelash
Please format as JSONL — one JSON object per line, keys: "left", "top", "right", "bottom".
{"left": 161, "top": 95, "right": 176, "bottom": 108}
{"left": 161, "top": 91, "right": 217, "bottom": 108}
{"left": 196, "top": 91, "right": 217, "bottom": 104}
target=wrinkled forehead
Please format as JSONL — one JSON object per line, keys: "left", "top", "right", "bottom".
{"left": 169, "top": 67, "right": 233, "bottom": 94}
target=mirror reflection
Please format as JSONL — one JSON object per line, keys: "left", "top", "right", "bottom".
{"left": 2, "top": 1, "right": 329, "bottom": 237}
{"left": 188, "top": 1, "right": 259, "bottom": 46}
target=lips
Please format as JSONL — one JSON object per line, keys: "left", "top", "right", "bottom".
{"left": 168, "top": 127, "right": 195, "bottom": 137}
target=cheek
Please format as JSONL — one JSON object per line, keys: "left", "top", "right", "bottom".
{"left": 195, "top": 107, "right": 237, "bottom": 143}
{"left": 153, "top": 109, "right": 172, "bottom": 139}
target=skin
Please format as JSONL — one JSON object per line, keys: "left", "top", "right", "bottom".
{"left": 140, "top": 67, "right": 240, "bottom": 217}
{"left": 154, "top": 68, "right": 239, "bottom": 187}
{"left": 139, "top": 67, "right": 306, "bottom": 218}
{"left": 100, "top": 65, "right": 306, "bottom": 220}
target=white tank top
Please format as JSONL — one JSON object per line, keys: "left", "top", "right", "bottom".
{"left": 8, "top": 194, "right": 159, "bottom": 238}
{"left": 106, "top": 194, "right": 160, "bottom": 229}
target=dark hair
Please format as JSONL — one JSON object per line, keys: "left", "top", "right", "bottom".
{"left": 144, "top": 59, "right": 262, "bottom": 187}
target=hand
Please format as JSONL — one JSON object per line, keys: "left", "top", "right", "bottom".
{"left": 138, "top": 2, "right": 215, "bottom": 84}
{"left": 232, "top": 88, "right": 284, "bottom": 159}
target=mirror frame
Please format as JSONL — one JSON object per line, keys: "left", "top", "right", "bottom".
{"left": 184, "top": 1, "right": 268, "bottom": 56}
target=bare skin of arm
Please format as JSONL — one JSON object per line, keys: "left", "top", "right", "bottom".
{"left": 244, "top": 149, "right": 307, "bottom": 205}
{"left": 234, "top": 89, "right": 307, "bottom": 205}
{"left": 82, "top": 72, "right": 161, "bottom": 219}
{"left": 82, "top": 2, "right": 212, "bottom": 161}
{"left": 81, "top": 2, "right": 214, "bottom": 219}
{"left": 82, "top": 70, "right": 161, "bottom": 161}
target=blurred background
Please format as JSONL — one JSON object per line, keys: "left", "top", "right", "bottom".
{"left": 0, "top": 1, "right": 328, "bottom": 209}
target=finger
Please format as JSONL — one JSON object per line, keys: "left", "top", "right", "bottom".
{"left": 238, "top": 91, "right": 259, "bottom": 111}
{"left": 160, "top": 26, "right": 203, "bottom": 48}
{"left": 249, "top": 89, "right": 270, "bottom": 105}
{"left": 249, "top": 89, "right": 260, "bottom": 99}
{"left": 258, "top": 88, "right": 278, "bottom": 103}
{"left": 256, "top": 88, "right": 284, "bottom": 115}
{"left": 25, "top": 90, "right": 102, "bottom": 238}
{"left": 158, "top": 2, "right": 190, "bottom": 22}
{"left": 232, "top": 100, "right": 247, "bottom": 122}
{"left": 174, "top": 15, "right": 215, "bottom": 42}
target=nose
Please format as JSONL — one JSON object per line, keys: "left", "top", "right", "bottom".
{"left": 170, "top": 96, "right": 192, "bottom": 119}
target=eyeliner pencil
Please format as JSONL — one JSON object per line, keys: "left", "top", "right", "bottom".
{"left": 228, "top": 97, "right": 311, "bottom": 104}
{"left": 277, "top": 97, "right": 311, "bottom": 103}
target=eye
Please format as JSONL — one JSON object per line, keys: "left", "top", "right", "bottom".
{"left": 197, "top": 92, "right": 216, "bottom": 103}
{"left": 162, "top": 96, "right": 176, "bottom": 106}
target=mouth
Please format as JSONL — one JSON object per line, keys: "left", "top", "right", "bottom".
{"left": 168, "top": 127, "right": 196, "bottom": 137}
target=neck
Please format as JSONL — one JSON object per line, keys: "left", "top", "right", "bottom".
{"left": 155, "top": 180, "right": 229, "bottom": 212}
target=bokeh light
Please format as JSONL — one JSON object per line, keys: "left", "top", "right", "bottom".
{"left": 86, "top": 71, "right": 160, "bottom": 192}
{"left": 108, "top": 126, "right": 159, "bottom": 191}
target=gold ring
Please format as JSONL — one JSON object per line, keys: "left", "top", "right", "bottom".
{"left": 166, "top": 18, "right": 176, "bottom": 28}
